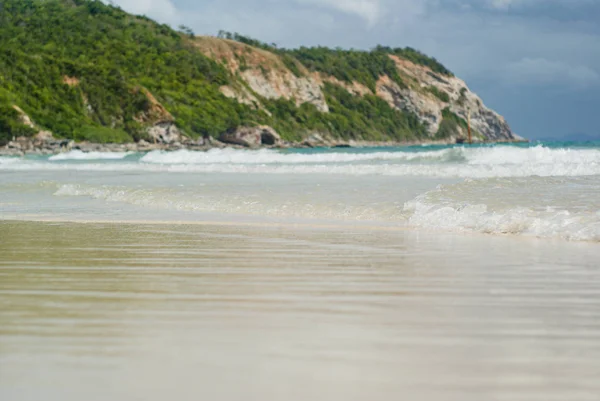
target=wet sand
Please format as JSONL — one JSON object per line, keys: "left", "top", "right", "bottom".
{"left": 1, "top": 220, "right": 599, "bottom": 401}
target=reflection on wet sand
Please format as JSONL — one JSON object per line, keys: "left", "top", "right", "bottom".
{"left": 1, "top": 221, "right": 599, "bottom": 401}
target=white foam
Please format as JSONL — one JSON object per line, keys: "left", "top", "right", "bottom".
{"left": 139, "top": 145, "right": 600, "bottom": 168}
{"left": 0, "top": 157, "right": 21, "bottom": 165}
{"left": 52, "top": 183, "right": 406, "bottom": 222}
{"left": 49, "top": 150, "right": 132, "bottom": 161}
{"left": 467, "top": 145, "right": 600, "bottom": 166}
{"left": 50, "top": 173, "right": 600, "bottom": 242}
{"left": 140, "top": 148, "right": 460, "bottom": 165}
{"left": 2, "top": 145, "right": 600, "bottom": 178}
{"left": 405, "top": 200, "right": 600, "bottom": 241}
{"left": 403, "top": 177, "right": 600, "bottom": 242}
{"left": 2, "top": 160, "right": 599, "bottom": 178}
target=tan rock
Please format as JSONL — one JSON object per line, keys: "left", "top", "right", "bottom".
{"left": 133, "top": 88, "right": 174, "bottom": 125}
{"left": 190, "top": 36, "right": 522, "bottom": 142}
{"left": 34, "top": 131, "right": 54, "bottom": 142}
{"left": 62, "top": 76, "right": 80, "bottom": 87}
{"left": 147, "top": 122, "right": 182, "bottom": 144}
{"left": 12, "top": 106, "right": 36, "bottom": 128}
{"left": 219, "top": 126, "right": 281, "bottom": 147}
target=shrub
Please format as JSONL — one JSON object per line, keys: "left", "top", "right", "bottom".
{"left": 426, "top": 86, "right": 450, "bottom": 102}
{"left": 75, "top": 126, "right": 133, "bottom": 143}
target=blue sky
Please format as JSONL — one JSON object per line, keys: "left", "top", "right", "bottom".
{"left": 109, "top": 0, "right": 600, "bottom": 140}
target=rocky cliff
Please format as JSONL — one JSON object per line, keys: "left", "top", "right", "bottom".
{"left": 192, "top": 37, "right": 522, "bottom": 143}
{"left": 0, "top": 0, "right": 523, "bottom": 148}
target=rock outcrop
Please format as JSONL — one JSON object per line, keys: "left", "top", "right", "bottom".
{"left": 219, "top": 126, "right": 282, "bottom": 147}
{"left": 147, "top": 122, "right": 182, "bottom": 144}
{"left": 131, "top": 88, "right": 189, "bottom": 144}
{"left": 12, "top": 105, "right": 36, "bottom": 129}
{"left": 193, "top": 37, "right": 329, "bottom": 113}
{"left": 389, "top": 56, "right": 522, "bottom": 141}
{"left": 134, "top": 88, "right": 174, "bottom": 125}
{"left": 192, "top": 36, "right": 521, "bottom": 143}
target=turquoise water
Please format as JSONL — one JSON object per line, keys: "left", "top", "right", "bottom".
{"left": 11, "top": 140, "right": 600, "bottom": 162}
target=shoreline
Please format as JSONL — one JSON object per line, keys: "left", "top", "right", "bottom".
{"left": 0, "top": 137, "right": 529, "bottom": 157}
{"left": 0, "top": 216, "right": 410, "bottom": 232}
{"left": 1, "top": 215, "right": 595, "bottom": 244}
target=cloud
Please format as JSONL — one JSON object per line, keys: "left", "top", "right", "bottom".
{"left": 504, "top": 58, "right": 599, "bottom": 87}
{"left": 105, "top": 0, "right": 178, "bottom": 22}
{"left": 483, "top": 0, "right": 597, "bottom": 11}
{"left": 295, "top": 0, "right": 382, "bottom": 26}
{"left": 487, "top": 0, "right": 546, "bottom": 10}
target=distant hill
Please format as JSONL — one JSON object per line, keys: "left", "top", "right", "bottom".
{"left": 0, "top": 0, "right": 521, "bottom": 145}
{"left": 564, "top": 133, "right": 600, "bottom": 142}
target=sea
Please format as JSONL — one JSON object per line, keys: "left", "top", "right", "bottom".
{"left": 1, "top": 141, "right": 599, "bottom": 241}
{"left": 1, "top": 141, "right": 599, "bottom": 400}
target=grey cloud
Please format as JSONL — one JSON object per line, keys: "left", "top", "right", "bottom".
{"left": 294, "top": 0, "right": 382, "bottom": 26}
{"left": 504, "top": 58, "right": 599, "bottom": 87}
{"left": 108, "top": 0, "right": 179, "bottom": 22}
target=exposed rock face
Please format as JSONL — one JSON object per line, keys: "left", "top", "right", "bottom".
{"left": 147, "top": 122, "right": 182, "bottom": 144}
{"left": 240, "top": 70, "right": 329, "bottom": 112}
{"left": 220, "top": 85, "right": 259, "bottom": 107}
{"left": 34, "top": 131, "right": 54, "bottom": 143}
{"left": 62, "top": 76, "right": 80, "bottom": 87}
{"left": 134, "top": 88, "right": 174, "bottom": 125}
{"left": 322, "top": 76, "right": 372, "bottom": 96}
{"left": 303, "top": 133, "right": 332, "bottom": 148}
{"left": 389, "top": 56, "right": 522, "bottom": 141}
{"left": 131, "top": 88, "right": 186, "bottom": 144}
{"left": 219, "top": 126, "right": 281, "bottom": 147}
{"left": 219, "top": 85, "right": 272, "bottom": 116}
{"left": 12, "top": 105, "right": 36, "bottom": 128}
{"left": 11, "top": 106, "right": 62, "bottom": 142}
{"left": 193, "top": 37, "right": 329, "bottom": 113}
{"left": 191, "top": 36, "right": 520, "bottom": 142}
{"left": 376, "top": 75, "right": 443, "bottom": 134}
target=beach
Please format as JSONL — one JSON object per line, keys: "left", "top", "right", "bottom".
{"left": 1, "top": 142, "right": 600, "bottom": 400}
{"left": 1, "top": 220, "right": 599, "bottom": 400}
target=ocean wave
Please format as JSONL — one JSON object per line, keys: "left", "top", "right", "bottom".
{"left": 51, "top": 174, "right": 600, "bottom": 241}
{"left": 53, "top": 183, "right": 406, "bottom": 222}
{"left": 139, "top": 145, "right": 600, "bottom": 167}
{"left": 139, "top": 148, "right": 463, "bottom": 164}
{"left": 3, "top": 159, "right": 598, "bottom": 178}
{"left": 49, "top": 150, "right": 133, "bottom": 161}
{"left": 3, "top": 145, "right": 600, "bottom": 178}
{"left": 0, "top": 156, "right": 21, "bottom": 165}
{"left": 467, "top": 145, "right": 600, "bottom": 166}
{"left": 403, "top": 177, "right": 600, "bottom": 242}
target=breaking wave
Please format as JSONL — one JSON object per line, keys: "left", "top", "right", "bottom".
{"left": 52, "top": 174, "right": 600, "bottom": 242}
{"left": 53, "top": 183, "right": 406, "bottom": 222}
{"left": 49, "top": 150, "right": 133, "bottom": 161}
{"left": 139, "top": 148, "right": 464, "bottom": 164}
{"left": 2, "top": 145, "right": 599, "bottom": 178}
{"left": 139, "top": 145, "right": 600, "bottom": 169}
{"left": 403, "top": 177, "right": 600, "bottom": 242}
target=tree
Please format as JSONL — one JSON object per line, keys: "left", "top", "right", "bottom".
{"left": 178, "top": 24, "right": 194, "bottom": 38}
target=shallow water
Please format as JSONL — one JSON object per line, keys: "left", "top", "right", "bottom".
{"left": 1, "top": 221, "right": 599, "bottom": 401}
{"left": 1, "top": 142, "right": 600, "bottom": 240}
{"left": 1, "top": 142, "right": 599, "bottom": 400}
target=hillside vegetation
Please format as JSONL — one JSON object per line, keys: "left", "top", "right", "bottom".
{"left": 0, "top": 0, "right": 505, "bottom": 146}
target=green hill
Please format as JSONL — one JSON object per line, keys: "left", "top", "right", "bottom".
{"left": 0, "top": 0, "right": 517, "bottom": 146}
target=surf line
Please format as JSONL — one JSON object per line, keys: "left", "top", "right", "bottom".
{"left": 0, "top": 216, "right": 413, "bottom": 232}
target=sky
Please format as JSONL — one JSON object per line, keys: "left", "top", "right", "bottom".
{"left": 108, "top": 0, "right": 600, "bottom": 140}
